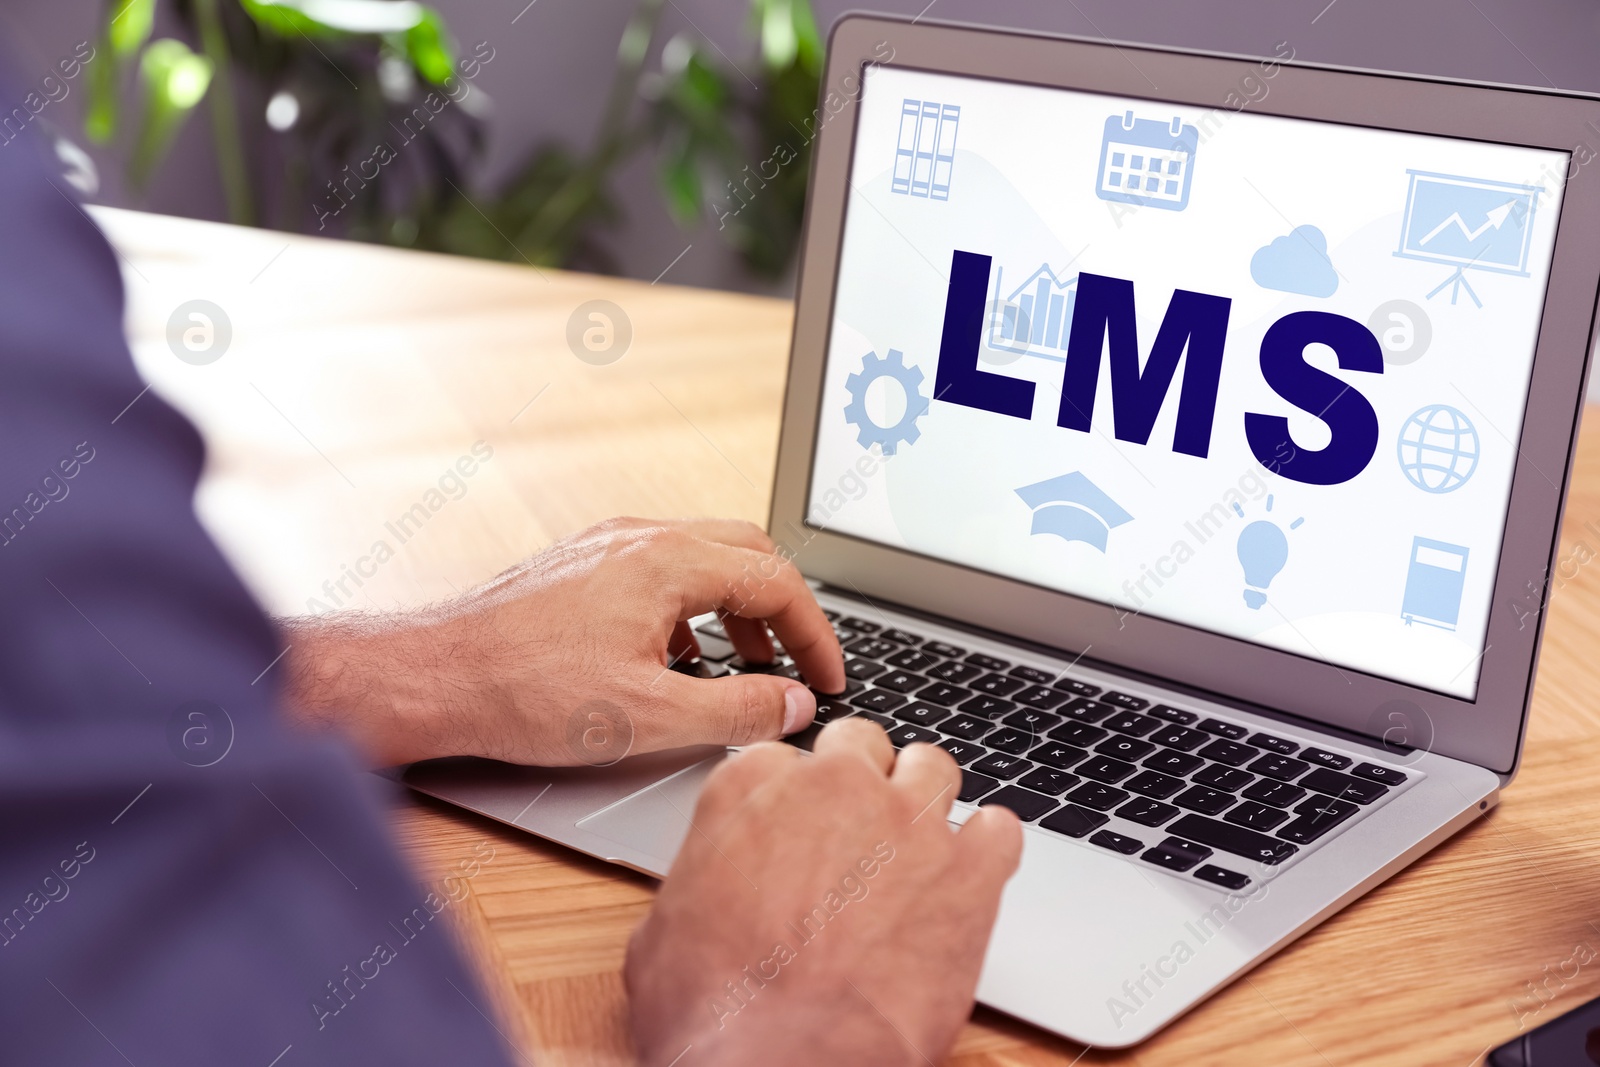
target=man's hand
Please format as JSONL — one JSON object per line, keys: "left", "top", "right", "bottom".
{"left": 626, "top": 719, "right": 1024, "bottom": 1067}
{"left": 279, "top": 517, "right": 845, "bottom": 766}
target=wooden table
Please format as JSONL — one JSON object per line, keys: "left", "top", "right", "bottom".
{"left": 99, "top": 206, "right": 1600, "bottom": 1066}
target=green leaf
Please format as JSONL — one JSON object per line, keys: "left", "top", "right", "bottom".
{"left": 659, "top": 147, "right": 702, "bottom": 226}
{"left": 403, "top": 8, "right": 455, "bottom": 84}
{"left": 240, "top": 0, "right": 428, "bottom": 38}
{"left": 128, "top": 39, "right": 214, "bottom": 189}
{"left": 108, "top": 0, "right": 156, "bottom": 56}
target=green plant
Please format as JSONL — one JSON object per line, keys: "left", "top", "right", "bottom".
{"left": 87, "top": 0, "right": 824, "bottom": 281}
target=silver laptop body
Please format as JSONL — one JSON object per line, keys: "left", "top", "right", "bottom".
{"left": 408, "top": 16, "right": 1600, "bottom": 1047}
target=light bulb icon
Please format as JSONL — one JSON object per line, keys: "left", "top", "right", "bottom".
{"left": 1233, "top": 496, "right": 1303, "bottom": 610}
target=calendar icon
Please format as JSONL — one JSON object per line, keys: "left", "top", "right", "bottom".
{"left": 1095, "top": 111, "right": 1198, "bottom": 212}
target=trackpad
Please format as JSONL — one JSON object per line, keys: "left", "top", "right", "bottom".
{"left": 575, "top": 754, "right": 725, "bottom": 873}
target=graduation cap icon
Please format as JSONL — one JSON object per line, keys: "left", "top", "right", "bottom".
{"left": 1015, "top": 472, "right": 1133, "bottom": 553}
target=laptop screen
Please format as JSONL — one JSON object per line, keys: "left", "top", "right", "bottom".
{"left": 807, "top": 63, "right": 1570, "bottom": 700}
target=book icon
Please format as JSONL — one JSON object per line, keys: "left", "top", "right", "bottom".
{"left": 1401, "top": 537, "right": 1469, "bottom": 631}
{"left": 892, "top": 98, "right": 960, "bottom": 200}
{"left": 1095, "top": 110, "right": 1197, "bottom": 212}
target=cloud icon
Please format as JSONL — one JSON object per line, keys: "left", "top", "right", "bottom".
{"left": 1250, "top": 225, "right": 1338, "bottom": 297}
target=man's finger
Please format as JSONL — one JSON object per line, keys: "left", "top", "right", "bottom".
{"left": 811, "top": 715, "right": 895, "bottom": 774}
{"left": 955, "top": 803, "right": 1024, "bottom": 888}
{"left": 661, "top": 518, "right": 777, "bottom": 555}
{"left": 670, "top": 541, "right": 844, "bottom": 695}
{"left": 667, "top": 620, "right": 699, "bottom": 667}
{"left": 650, "top": 671, "right": 815, "bottom": 749}
{"left": 719, "top": 613, "right": 776, "bottom": 665}
{"left": 889, "top": 742, "right": 961, "bottom": 824}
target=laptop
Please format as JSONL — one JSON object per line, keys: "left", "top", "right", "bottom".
{"left": 405, "top": 15, "right": 1600, "bottom": 1047}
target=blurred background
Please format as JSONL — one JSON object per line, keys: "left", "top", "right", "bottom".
{"left": 4, "top": 0, "right": 1598, "bottom": 297}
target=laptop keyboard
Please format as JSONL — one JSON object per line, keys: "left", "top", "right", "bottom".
{"left": 693, "top": 609, "right": 1415, "bottom": 893}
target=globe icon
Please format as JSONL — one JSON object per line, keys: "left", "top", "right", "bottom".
{"left": 1397, "top": 404, "right": 1479, "bottom": 493}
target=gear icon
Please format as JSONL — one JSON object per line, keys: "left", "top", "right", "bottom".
{"left": 843, "top": 348, "right": 929, "bottom": 455}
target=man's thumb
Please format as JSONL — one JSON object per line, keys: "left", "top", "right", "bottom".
{"left": 661, "top": 672, "right": 816, "bottom": 747}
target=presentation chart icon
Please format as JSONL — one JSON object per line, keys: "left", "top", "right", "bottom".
{"left": 1015, "top": 472, "right": 1132, "bottom": 553}
{"left": 986, "top": 261, "right": 1078, "bottom": 361}
{"left": 1396, "top": 404, "right": 1479, "bottom": 494}
{"left": 892, "top": 98, "right": 960, "bottom": 200}
{"left": 1095, "top": 111, "right": 1198, "bottom": 212}
{"left": 1394, "top": 171, "right": 1541, "bottom": 307}
{"left": 1401, "top": 537, "right": 1469, "bottom": 631}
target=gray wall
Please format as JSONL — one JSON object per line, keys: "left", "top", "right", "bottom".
{"left": 3, "top": 0, "right": 1598, "bottom": 294}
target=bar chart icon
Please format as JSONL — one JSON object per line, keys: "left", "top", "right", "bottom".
{"left": 987, "top": 262, "right": 1078, "bottom": 361}
{"left": 892, "top": 98, "right": 960, "bottom": 200}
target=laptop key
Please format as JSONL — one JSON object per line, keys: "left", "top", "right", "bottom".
{"left": 1014, "top": 685, "right": 1070, "bottom": 710}
{"left": 1124, "top": 770, "right": 1185, "bottom": 800}
{"left": 1018, "top": 767, "right": 1080, "bottom": 796}
{"left": 1095, "top": 736, "right": 1156, "bottom": 761}
{"left": 880, "top": 628, "right": 922, "bottom": 645}
{"left": 855, "top": 711, "right": 894, "bottom": 730}
{"left": 1225, "top": 800, "right": 1290, "bottom": 831}
{"left": 1028, "top": 741, "right": 1088, "bottom": 770}
{"left": 1197, "top": 739, "right": 1259, "bottom": 767}
{"left": 1295, "top": 794, "right": 1360, "bottom": 822}
{"left": 985, "top": 729, "right": 1037, "bottom": 756}
{"left": 970, "top": 673, "right": 1024, "bottom": 697}
{"left": 1076, "top": 755, "right": 1137, "bottom": 784}
{"left": 893, "top": 702, "right": 950, "bottom": 728}
{"left": 939, "top": 714, "right": 994, "bottom": 741}
{"left": 1048, "top": 721, "right": 1108, "bottom": 747}
{"left": 838, "top": 616, "right": 881, "bottom": 634}
{"left": 937, "top": 739, "right": 984, "bottom": 765}
{"left": 1194, "top": 865, "right": 1251, "bottom": 890}
{"left": 1169, "top": 814, "right": 1298, "bottom": 865}
{"left": 1141, "top": 838, "right": 1212, "bottom": 872}
{"left": 1040, "top": 804, "right": 1108, "bottom": 838}
{"left": 1300, "top": 767, "right": 1388, "bottom": 804}
{"left": 1247, "top": 754, "right": 1310, "bottom": 782}
{"left": 813, "top": 698, "right": 857, "bottom": 725}
{"left": 923, "top": 640, "right": 965, "bottom": 658}
{"left": 957, "top": 695, "right": 1016, "bottom": 720}
{"left": 1173, "top": 785, "right": 1237, "bottom": 815}
{"left": 1117, "top": 797, "right": 1180, "bottom": 827}
{"left": 1148, "top": 724, "right": 1209, "bottom": 752}
{"left": 1101, "top": 691, "right": 1149, "bottom": 711}
{"left": 1063, "top": 698, "right": 1114, "bottom": 723}
{"left": 1352, "top": 762, "right": 1408, "bottom": 786}
{"left": 1301, "top": 747, "right": 1352, "bottom": 771}
{"left": 971, "top": 752, "right": 1032, "bottom": 780}
{"left": 1053, "top": 678, "right": 1102, "bottom": 697}
{"left": 1193, "top": 765, "right": 1253, "bottom": 792}
{"left": 1143, "top": 749, "right": 1204, "bottom": 776}
{"left": 1249, "top": 732, "right": 1299, "bottom": 755}
{"left": 1008, "top": 665, "right": 1054, "bottom": 685}
{"left": 1091, "top": 830, "right": 1145, "bottom": 855}
{"left": 929, "top": 661, "right": 984, "bottom": 686}
{"left": 958, "top": 770, "right": 1000, "bottom": 803}
{"left": 1065, "top": 782, "right": 1129, "bottom": 811}
{"left": 980, "top": 786, "right": 1057, "bottom": 822}
{"left": 1278, "top": 802, "right": 1360, "bottom": 844}
{"left": 885, "top": 649, "right": 941, "bottom": 672}
{"left": 1003, "top": 708, "right": 1061, "bottom": 732}
{"left": 852, "top": 689, "right": 908, "bottom": 713}
{"left": 845, "top": 637, "right": 898, "bottom": 659}
{"left": 886, "top": 724, "right": 941, "bottom": 748}
{"left": 1198, "top": 718, "right": 1249, "bottom": 740}
{"left": 965, "top": 652, "right": 1009, "bottom": 671}
{"left": 875, "top": 670, "right": 928, "bottom": 694}
{"left": 1102, "top": 712, "right": 1159, "bottom": 737}
{"left": 917, "top": 683, "right": 969, "bottom": 706}
{"left": 1148, "top": 704, "right": 1198, "bottom": 725}
{"left": 1242, "top": 780, "right": 1306, "bottom": 808}
{"left": 845, "top": 658, "right": 886, "bottom": 680}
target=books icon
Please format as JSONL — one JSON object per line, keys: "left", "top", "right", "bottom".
{"left": 1095, "top": 110, "right": 1197, "bottom": 212}
{"left": 892, "top": 98, "right": 960, "bottom": 200}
